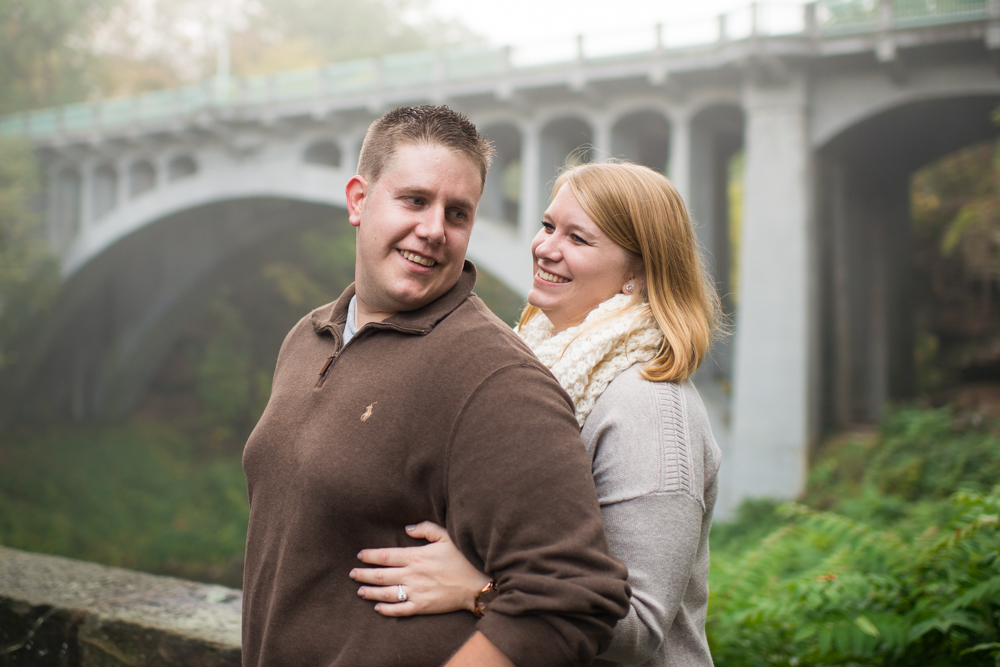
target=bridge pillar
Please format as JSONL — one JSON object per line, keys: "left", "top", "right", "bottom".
{"left": 79, "top": 161, "right": 95, "bottom": 233}
{"left": 592, "top": 114, "right": 613, "bottom": 162}
{"left": 116, "top": 159, "right": 128, "bottom": 209}
{"left": 729, "top": 76, "right": 813, "bottom": 505}
{"left": 518, "top": 120, "right": 542, "bottom": 246}
{"left": 668, "top": 109, "right": 692, "bottom": 203}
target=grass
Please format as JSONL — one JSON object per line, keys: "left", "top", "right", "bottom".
{"left": 0, "top": 422, "right": 247, "bottom": 587}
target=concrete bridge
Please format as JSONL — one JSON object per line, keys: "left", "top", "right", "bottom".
{"left": 4, "top": 0, "right": 1000, "bottom": 515}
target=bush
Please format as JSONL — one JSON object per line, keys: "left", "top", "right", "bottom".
{"left": 709, "top": 407, "right": 1000, "bottom": 666}
{"left": 710, "top": 491, "right": 1000, "bottom": 666}
{"left": 0, "top": 423, "right": 249, "bottom": 587}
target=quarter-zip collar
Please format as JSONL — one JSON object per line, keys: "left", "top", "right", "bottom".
{"left": 310, "top": 260, "right": 479, "bottom": 341}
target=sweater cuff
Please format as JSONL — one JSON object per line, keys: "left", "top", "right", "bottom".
{"left": 477, "top": 611, "right": 608, "bottom": 667}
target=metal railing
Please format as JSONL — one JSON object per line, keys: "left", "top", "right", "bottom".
{"left": 818, "top": 0, "right": 987, "bottom": 33}
{"left": 0, "top": 0, "right": 989, "bottom": 141}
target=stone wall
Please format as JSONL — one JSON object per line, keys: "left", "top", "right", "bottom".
{"left": 0, "top": 547, "right": 241, "bottom": 666}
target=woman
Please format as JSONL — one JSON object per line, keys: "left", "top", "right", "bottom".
{"left": 349, "top": 161, "right": 722, "bottom": 666}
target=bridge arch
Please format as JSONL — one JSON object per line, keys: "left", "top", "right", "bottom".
{"left": 538, "top": 115, "right": 594, "bottom": 213}
{"left": 51, "top": 166, "right": 82, "bottom": 252}
{"left": 19, "top": 196, "right": 351, "bottom": 420}
{"left": 168, "top": 155, "right": 198, "bottom": 181}
{"left": 93, "top": 163, "right": 119, "bottom": 221}
{"left": 817, "top": 93, "right": 1000, "bottom": 427}
{"left": 62, "top": 159, "right": 352, "bottom": 277}
{"left": 610, "top": 109, "right": 671, "bottom": 173}
{"left": 812, "top": 62, "right": 1000, "bottom": 150}
{"left": 129, "top": 160, "right": 157, "bottom": 199}
{"left": 688, "top": 103, "right": 745, "bottom": 383}
{"left": 24, "top": 156, "right": 529, "bottom": 420}
{"left": 303, "top": 140, "right": 343, "bottom": 168}
{"left": 481, "top": 122, "right": 522, "bottom": 227}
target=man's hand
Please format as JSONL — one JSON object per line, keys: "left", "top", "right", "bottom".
{"left": 443, "top": 632, "right": 515, "bottom": 667}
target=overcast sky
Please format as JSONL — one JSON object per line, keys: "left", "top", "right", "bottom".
{"left": 427, "top": 0, "right": 800, "bottom": 46}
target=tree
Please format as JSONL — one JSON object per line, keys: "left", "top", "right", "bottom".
{"left": 910, "top": 131, "right": 1000, "bottom": 391}
{"left": 0, "top": 0, "right": 121, "bottom": 114}
{"left": 243, "top": 0, "right": 474, "bottom": 72}
{"left": 0, "top": 137, "right": 57, "bottom": 373}
{"left": 86, "top": 0, "right": 478, "bottom": 97}
{"left": 0, "top": 0, "right": 478, "bottom": 108}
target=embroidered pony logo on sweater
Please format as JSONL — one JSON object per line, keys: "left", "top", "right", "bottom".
{"left": 361, "top": 402, "right": 377, "bottom": 422}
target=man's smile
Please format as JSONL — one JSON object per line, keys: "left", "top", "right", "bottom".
{"left": 398, "top": 249, "right": 437, "bottom": 267}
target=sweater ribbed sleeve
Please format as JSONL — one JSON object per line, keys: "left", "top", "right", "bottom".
{"left": 446, "top": 363, "right": 632, "bottom": 666}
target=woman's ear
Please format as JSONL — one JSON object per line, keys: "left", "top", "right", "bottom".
{"left": 622, "top": 261, "right": 646, "bottom": 296}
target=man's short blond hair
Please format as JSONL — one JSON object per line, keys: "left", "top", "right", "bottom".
{"left": 357, "top": 105, "right": 494, "bottom": 188}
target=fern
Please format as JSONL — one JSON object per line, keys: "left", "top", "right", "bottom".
{"left": 708, "top": 407, "right": 1000, "bottom": 667}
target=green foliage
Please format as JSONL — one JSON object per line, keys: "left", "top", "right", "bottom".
{"left": 0, "top": 0, "right": 121, "bottom": 113}
{"left": 138, "top": 223, "right": 359, "bottom": 452}
{"left": 0, "top": 422, "right": 249, "bottom": 586}
{"left": 0, "top": 136, "right": 57, "bottom": 372}
{"left": 54, "top": 0, "right": 474, "bottom": 100}
{"left": 0, "top": 0, "right": 478, "bottom": 107}
{"left": 245, "top": 0, "right": 471, "bottom": 69}
{"left": 909, "top": 132, "right": 1000, "bottom": 390}
{"left": 912, "top": 139, "right": 1000, "bottom": 284}
{"left": 709, "top": 408, "right": 1000, "bottom": 666}
{"left": 710, "top": 491, "right": 1000, "bottom": 666}
{"left": 473, "top": 269, "right": 525, "bottom": 326}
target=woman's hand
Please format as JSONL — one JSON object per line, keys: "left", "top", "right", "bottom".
{"left": 350, "top": 521, "right": 492, "bottom": 617}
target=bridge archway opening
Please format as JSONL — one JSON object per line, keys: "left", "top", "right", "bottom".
{"left": 304, "top": 140, "right": 343, "bottom": 169}
{"left": 168, "top": 155, "right": 198, "bottom": 181}
{"left": 16, "top": 193, "right": 524, "bottom": 424}
{"left": 689, "top": 104, "right": 745, "bottom": 386}
{"left": 818, "top": 94, "right": 1000, "bottom": 427}
{"left": 481, "top": 123, "right": 522, "bottom": 227}
{"left": 611, "top": 110, "right": 671, "bottom": 173}
{"left": 20, "top": 197, "right": 347, "bottom": 422}
{"left": 93, "top": 164, "right": 119, "bottom": 221}
{"left": 540, "top": 116, "right": 594, "bottom": 212}
{"left": 129, "top": 160, "right": 157, "bottom": 199}
{"left": 51, "top": 167, "right": 82, "bottom": 252}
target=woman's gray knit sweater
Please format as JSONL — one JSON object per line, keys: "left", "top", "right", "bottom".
{"left": 582, "top": 365, "right": 722, "bottom": 667}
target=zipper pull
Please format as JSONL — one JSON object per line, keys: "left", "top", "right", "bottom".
{"left": 316, "top": 354, "right": 337, "bottom": 388}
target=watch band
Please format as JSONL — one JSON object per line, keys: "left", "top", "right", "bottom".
{"left": 473, "top": 580, "right": 498, "bottom": 618}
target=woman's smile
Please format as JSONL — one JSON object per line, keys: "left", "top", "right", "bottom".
{"left": 535, "top": 268, "right": 570, "bottom": 284}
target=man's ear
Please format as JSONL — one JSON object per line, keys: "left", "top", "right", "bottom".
{"left": 346, "top": 175, "right": 368, "bottom": 228}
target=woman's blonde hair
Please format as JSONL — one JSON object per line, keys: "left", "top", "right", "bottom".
{"left": 518, "top": 161, "right": 722, "bottom": 383}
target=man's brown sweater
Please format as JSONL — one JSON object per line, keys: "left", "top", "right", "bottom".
{"left": 242, "top": 262, "right": 630, "bottom": 667}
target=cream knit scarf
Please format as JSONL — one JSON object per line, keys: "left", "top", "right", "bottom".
{"left": 516, "top": 294, "right": 664, "bottom": 427}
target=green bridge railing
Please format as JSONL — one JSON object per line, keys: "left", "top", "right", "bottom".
{"left": 0, "top": 0, "right": 991, "bottom": 141}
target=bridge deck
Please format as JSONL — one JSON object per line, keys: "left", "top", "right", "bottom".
{"left": 0, "top": 0, "right": 992, "bottom": 141}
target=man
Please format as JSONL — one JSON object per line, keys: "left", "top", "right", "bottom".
{"left": 242, "top": 105, "right": 630, "bottom": 667}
